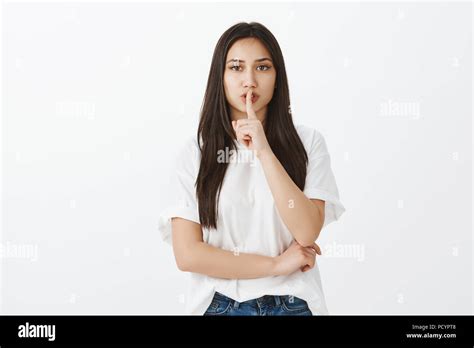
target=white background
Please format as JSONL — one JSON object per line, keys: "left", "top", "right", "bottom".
{"left": 1, "top": 1, "right": 472, "bottom": 314}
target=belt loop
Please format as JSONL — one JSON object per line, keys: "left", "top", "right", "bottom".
{"left": 233, "top": 300, "right": 240, "bottom": 309}
{"left": 274, "top": 295, "right": 281, "bottom": 306}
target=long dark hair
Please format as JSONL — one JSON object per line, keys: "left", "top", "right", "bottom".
{"left": 196, "top": 22, "right": 308, "bottom": 229}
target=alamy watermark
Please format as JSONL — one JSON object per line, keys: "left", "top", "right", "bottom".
{"left": 322, "top": 241, "right": 365, "bottom": 262}
{"left": 217, "top": 146, "right": 257, "bottom": 167}
{"left": 379, "top": 99, "right": 421, "bottom": 120}
{"left": 18, "top": 322, "right": 55, "bottom": 341}
{"left": 55, "top": 101, "right": 95, "bottom": 119}
{"left": 0, "top": 242, "right": 39, "bottom": 262}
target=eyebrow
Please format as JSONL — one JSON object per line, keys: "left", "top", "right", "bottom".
{"left": 226, "top": 57, "right": 273, "bottom": 64}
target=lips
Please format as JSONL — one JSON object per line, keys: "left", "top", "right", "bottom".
{"left": 240, "top": 92, "right": 259, "bottom": 104}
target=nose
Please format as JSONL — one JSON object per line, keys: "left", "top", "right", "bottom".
{"left": 242, "top": 70, "right": 257, "bottom": 89}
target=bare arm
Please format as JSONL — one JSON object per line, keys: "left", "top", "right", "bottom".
{"left": 171, "top": 217, "right": 317, "bottom": 279}
{"left": 232, "top": 93, "right": 325, "bottom": 248}
{"left": 172, "top": 217, "right": 277, "bottom": 279}
{"left": 258, "top": 149, "right": 325, "bottom": 247}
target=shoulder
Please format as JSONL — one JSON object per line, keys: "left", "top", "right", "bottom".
{"left": 180, "top": 135, "right": 201, "bottom": 157}
{"left": 295, "top": 124, "right": 323, "bottom": 143}
{"left": 294, "top": 124, "right": 329, "bottom": 156}
{"left": 175, "top": 135, "right": 201, "bottom": 173}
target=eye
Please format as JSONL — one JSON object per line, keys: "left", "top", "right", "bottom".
{"left": 229, "top": 65, "right": 272, "bottom": 72}
{"left": 257, "top": 65, "right": 271, "bottom": 71}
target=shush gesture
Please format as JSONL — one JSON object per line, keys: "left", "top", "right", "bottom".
{"left": 232, "top": 89, "right": 272, "bottom": 157}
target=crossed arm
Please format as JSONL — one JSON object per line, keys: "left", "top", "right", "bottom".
{"left": 171, "top": 142, "right": 325, "bottom": 279}
{"left": 170, "top": 149, "right": 325, "bottom": 280}
{"left": 171, "top": 217, "right": 279, "bottom": 279}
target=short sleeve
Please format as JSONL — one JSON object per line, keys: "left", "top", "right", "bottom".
{"left": 300, "top": 126, "right": 346, "bottom": 228}
{"left": 157, "top": 137, "right": 201, "bottom": 246}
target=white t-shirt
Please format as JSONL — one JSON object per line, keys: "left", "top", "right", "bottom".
{"left": 158, "top": 124, "right": 345, "bottom": 315}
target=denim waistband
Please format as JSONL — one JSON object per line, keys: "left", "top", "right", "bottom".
{"left": 214, "top": 291, "right": 284, "bottom": 309}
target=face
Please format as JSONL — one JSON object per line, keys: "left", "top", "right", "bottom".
{"left": 223, "top": 37, "right": 277, "bottom": 123}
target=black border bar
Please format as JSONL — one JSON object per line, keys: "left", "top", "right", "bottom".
{"left": 0, "top": 315, "right": 472, "bottom": 345}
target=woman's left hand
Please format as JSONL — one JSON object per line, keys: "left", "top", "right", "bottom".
{"left": 232, "top": 89, "right": 272, "bottom": 157}
{"left": 301, "top": 242, "right": 322, "bottom": 272}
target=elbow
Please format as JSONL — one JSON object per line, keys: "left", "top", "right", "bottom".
{"left": 174, "top": 249, "right": 195, "bottom": 272}
{"left": 295, "top": 206, "right": 324, "bottom": 247}
{"left": 176, "top": 256, "right": 192, "bottom": 272}
{"left": 175, "top": 258, "right": 187, "bottom": 272}
{"left": 295, "top": 225, "right": 322, "bottom": 247}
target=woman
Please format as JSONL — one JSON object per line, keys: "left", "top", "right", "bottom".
{"left": 158, "top": 22, "right": 345, "bottom": 316}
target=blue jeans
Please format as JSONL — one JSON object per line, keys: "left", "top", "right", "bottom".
{"left": 203, "top": 291, "right": 313, "bottom": 316}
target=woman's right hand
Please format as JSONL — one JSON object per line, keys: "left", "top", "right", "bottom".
{"left": 272, "top": 240, "right": 322, "bottom": 276}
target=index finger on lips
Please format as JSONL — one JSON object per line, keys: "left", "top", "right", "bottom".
{"left": 246, "top": 90, "right": 257, "bottom": 120}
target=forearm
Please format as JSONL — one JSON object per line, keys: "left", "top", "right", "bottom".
{"left": 257, "top": 150, "right": 323, "bottom": 246}
{"left": 181, "top": 241, "right": 278, "bottom": 279}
